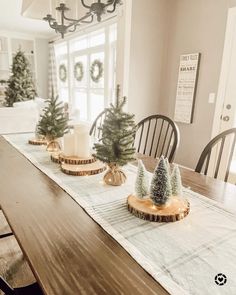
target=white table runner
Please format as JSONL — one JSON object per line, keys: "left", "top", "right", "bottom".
{"left": 3, "top": 133, "right": 236, "bottom": 295}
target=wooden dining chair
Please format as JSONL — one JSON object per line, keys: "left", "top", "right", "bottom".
{"left": 134, "top": 114, "right": 180, "bottom": 162}
{"left": 0, "top": 276, "right": 43, "bottom": 295}
{"left": 0, "top": 210, "right": 13, "bottom": 239}
{"left": 89, "top": 108, "right": 108, "bottom": 140}
{"left": 0, "top": 221, "right": 41, "bottom": 295}
{"left": 195, "top": 128, "right": 236, "bottom": 182}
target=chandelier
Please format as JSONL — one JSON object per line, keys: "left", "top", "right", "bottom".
{"left": 43, "top": 0, "right": 122, "bottom": 38}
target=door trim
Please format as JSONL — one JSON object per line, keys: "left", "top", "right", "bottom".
{"left": 212, "top": 7, "right": 236, "bottom": 137}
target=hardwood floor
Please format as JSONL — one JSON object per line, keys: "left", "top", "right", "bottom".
{"left": 0, "top": 235, "right": 36, "bottom": 294}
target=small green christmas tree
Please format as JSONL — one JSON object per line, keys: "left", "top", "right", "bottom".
{"left": 135, "top": 160, "right": 149, "bottom": 198}
{"left": 171, "top": 165, "right": 183, "bottom": 197}
{"left": 94, "top": 85, "right": 136, "bottom": 166}
{"left": 150, "top": 156, "right": 172, "bottom": 206}
{"left": 37, "top": 91, "right": 69, "bottom": 139}
{"left": 5, "top": 50, "right": 36, "bottom": 107}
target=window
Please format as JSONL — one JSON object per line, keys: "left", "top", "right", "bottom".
{"left": 55, "top": 22, "right": 117, "bottom": 122}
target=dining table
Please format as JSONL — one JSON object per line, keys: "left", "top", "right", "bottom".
{"left": 0, "top": 134, "right": 236, "bottom": 295}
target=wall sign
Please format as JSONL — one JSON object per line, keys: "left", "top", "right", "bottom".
{"left": 174, "top": 53, "right": 200, "bottom": 124}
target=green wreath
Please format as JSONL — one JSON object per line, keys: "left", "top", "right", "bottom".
{"left": 74, "top": 62, "right": 84, "bottom": 82}
{"left": 90, "top": 59, "right": 104, "bottom": 83}
{"left": 59, "top": 64, "right": 67, "bottom": 82}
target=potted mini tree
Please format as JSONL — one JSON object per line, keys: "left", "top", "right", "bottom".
{"left": 37, "top": 91, "right": 69, "bottom": 152}
{"left": 94, "top": 85, "right": 136, "bottom": 186}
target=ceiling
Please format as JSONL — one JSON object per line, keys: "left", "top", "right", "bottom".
{"left": 0, "top": 0, "right": 56, "bottom": 38}
{"left": 0, "top": 0, "right": 115, "bottom": 39}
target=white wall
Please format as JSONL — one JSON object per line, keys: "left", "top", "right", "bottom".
{"left": 122, "top": 0, "right": 236, "bottom": 169}
{"left": 126, "top": 0, "right": 171, "bottom": 123}
{"left": 160, "top": 0, "right": 236, "bottom": 169}
{"left": 35, "top": 38, "right": 49, "bottom": 98}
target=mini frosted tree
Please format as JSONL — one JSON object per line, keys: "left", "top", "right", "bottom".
{"left": 5, "top": 50, "right": 36, "bottom": 107}
{"left": 171, "top": 165, "right": 183, "bottom": 197}
{"left": 37, "top": 91, "right": 68, "bottom": 151}
{"left": 135, "top": 160, "right": 149, "bottom": 198}
{"left": 165, "top": 158, "right": 171, "bottom": 175}
{"left": 94, "top": 85, "right": 136, "bottom": 186}
{"left": 150, "top": 156, "right": 172, "bottom": 206}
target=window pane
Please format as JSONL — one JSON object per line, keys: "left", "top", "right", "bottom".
{"left": 89, "top": 30, "right": 105, "bottom": 47}
{"left": 74, "top": 90, "right": 87, "bottom": 120}
{"left": 55, "top": 43, "right": 67, "bottom": 56}
{"left": 59, "top": 88, "right": 69, "bottom": 103}
{"left": 58, "top": 60, "right": 68, "bottom": 87}
{"left": 90, "top": 91, "right": 105, "bottom": 121}
{"left": 90, "top": 52, "right": 105, "bottom": 89}
{"left": 74, "top": 55, "right": 87, "bottom": 87}
{"left": 71, "top": 37, "right": 88, "bottom": 52}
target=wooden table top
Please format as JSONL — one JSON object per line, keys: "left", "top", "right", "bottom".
{"left": 0, "top": 138, "right": 236, "bottom": 295}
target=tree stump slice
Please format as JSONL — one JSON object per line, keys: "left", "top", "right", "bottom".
{"left": 59, "top": 153, "right": 96, "bottom": 165}
{"left": 127, "top": 194, "right": 190, "bottom": 222}
{"left": 50, "top": 152, "right": 61, "bottom": 164}
{"left": 61, "top": 161, "right": 106, "bottom": 176}
{"left": 28, "top": 138, "right": 47, "bottom": 146}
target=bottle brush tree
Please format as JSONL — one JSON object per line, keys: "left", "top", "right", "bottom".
{"left": 135, "top": 160, "right": 149, "bottom": 198}
{"left": 94, "top": 85, "right": 136, "bottom": 167}
{"left": 165, "top": 158, "right": 171, "bottom": 175}
{"left": 37, "top": 91, "right": 69, "bottom": 140}
{"left": 150, "top": 156, "right": 172, "bottom": 206}
{"left": 171, "top": 165, "right": 183, "bottom": 197}
{"left": 5, "top": 49, "right": 36, "bottom": 107}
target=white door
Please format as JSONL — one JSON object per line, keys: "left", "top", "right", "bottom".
{"left": 212, "top": 7, "right": 236, "bottom": 183}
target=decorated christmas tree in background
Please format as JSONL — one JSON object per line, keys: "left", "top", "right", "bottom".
{"left": 135, "top": 160, "right": 149, "bottom": 198}
{"left": 37, "top": 91, "right": 69, "bottom": 140}
{"left": 150, "top": 156, "right": 172, "bottom": 206}
{"left": 5, "top": 49, "right": 36, "bottom": 107}
{"left": 94, "top": 85, "right": 136, "bottom": 167}
{"left": 171, "top": 165, "right": 183, "bottom": 197}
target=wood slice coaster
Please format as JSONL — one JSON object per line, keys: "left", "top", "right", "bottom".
{"left": 127, "top": 195, "right": 190, "bottom": 222}
{"left": 61, "top": 161, "right": 106, "bottom": 176}
{"left": 59, "top": 153, "right": 96, "bottom": 165}
{"left": 28, "top": 138, "right": 47, "bottom": 146}
{"left": 51, "top": 152, "right": 61, "bottom": 164}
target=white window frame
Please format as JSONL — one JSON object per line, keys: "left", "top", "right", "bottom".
{"left": 55, "top": 19, "right": 117, "bottom": 122}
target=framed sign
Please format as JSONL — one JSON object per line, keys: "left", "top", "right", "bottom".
{"left": 174, "top": 53, "right": 201, "bottom": 124}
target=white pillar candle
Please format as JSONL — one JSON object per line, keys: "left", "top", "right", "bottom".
{"left": 74, "top": 131, "right": 90, "bottom": 158}
{"left": 63, "top": 133, "right": 75, "bottom": 156}
{"left": 74, "top": 122, "right": 89, "bottom": 134}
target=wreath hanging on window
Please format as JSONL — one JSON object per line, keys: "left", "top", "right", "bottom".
{"left": 90, "top": 59, "right": 104, "bottom": 83}
{"left": 74, "top": 62, "right": 84, "bottom": 82}
{"left": 59, "top": 64, "right": 67, "bottom": 82}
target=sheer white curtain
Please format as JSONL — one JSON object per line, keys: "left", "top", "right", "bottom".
{"left": 48, "top": 43, "right": 58, "bottom": 98}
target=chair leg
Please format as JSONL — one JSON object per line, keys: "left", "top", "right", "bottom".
{"left": 0, "top": 232, "right": 13, "bottom": 239}
{"left": 0, "top": 276, "right": 15, "bottom": 295}
{"left": 0, "top": 209, "right": 13, "bottom": 239}
{"left": 15, "top": 282, "right": 43, "bottom": 295}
